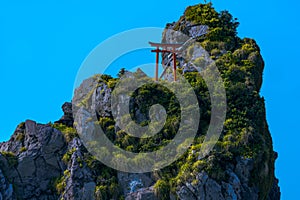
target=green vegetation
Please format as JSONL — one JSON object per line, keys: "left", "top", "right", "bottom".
{"left": 0, "top": 151, "right": 18, "bottom": 167}
{"left": 95, "top": 182, "right": 119, "bottom": 200}
{"left": 91, "top": 156, "right": 120, "bottom": 200}
{"left": 19, "top": 147, "right": 27, "bottom": 153}
{"left": 15, "top": 132, "right": 25, "bottom": 142}
{"left": 15, "top": 122, "right": 26, "bottom": 142}
{"left": 55, "top": 3, "right": 274, "bottom": 200}
{"left": 52, "top": 123, "right": 78, "bottom": 142}
{"left": 53, "top": 170, "right": 71, "bottom": 195}
{"left": 54, "top": 175, "right": 67, "bottom": 195}
{"left": 62, "top": 148, "right": 76, "bottom": 164}
{"left": 171, "top": 3, "right": 274, "bottom": 199}
{"left": 154, "top": 179, "right": 170, "bottom": 200}
{"left": 93, "top": 3, "right": 273, "bottom": 199}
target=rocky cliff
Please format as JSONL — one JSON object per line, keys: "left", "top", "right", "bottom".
{"left": 0, "top": 3, "right": 280, "bottom": 200}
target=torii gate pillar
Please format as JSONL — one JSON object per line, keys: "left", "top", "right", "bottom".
{"left": 151, "top": 47, "right": 160, "bottom": 82}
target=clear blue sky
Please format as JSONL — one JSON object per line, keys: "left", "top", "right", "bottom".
{"left": 0, "top": 0, "right": 299, "bottom": 199}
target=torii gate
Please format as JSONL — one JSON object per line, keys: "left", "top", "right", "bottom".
{"left": 149, "top": 42, "right": 183, "bottom": 82}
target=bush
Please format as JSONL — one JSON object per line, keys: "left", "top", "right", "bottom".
{"left": 154, "top": 179, "right": 170, "bottom": 200}
{"left": 62, "top": 148, "right": 76, "bottom": 164}
{"left": 54, "top": 176, "right": 66, "bottom": 194}
{"left": 52, "top": 123, "right": 78, "bottom": 142}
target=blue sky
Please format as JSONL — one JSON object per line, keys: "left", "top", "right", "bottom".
{"left": 0, "top": 0, "right": 299, "bottom": 199}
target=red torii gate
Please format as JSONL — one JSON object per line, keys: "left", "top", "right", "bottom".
{"left": 149, "top": 42, "right": 182, "bottom": 82}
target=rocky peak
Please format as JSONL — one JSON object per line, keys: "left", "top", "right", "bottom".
{"left": 55, "top": 102, "right": 74, "bottom": 127}
{"left": 0, "top": 3, "right": 280, "bottom": 200}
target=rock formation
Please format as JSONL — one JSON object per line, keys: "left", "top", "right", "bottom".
{"left": 0, "top": 3, "right": 280, "bottom": 200}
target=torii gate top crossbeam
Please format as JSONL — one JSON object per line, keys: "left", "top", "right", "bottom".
{"left": 149, "top": 42, "right": 183, "bottom": 52}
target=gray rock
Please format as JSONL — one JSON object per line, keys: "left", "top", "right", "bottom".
{"left": 234, "top": 157, "right": 254, "bottom": 183}
{"left": 118, "top": 172, "right": 154, "bottom": 195}
{"left": 205, "top": 178, "right": 224, "bottom": 200}
{"left": 267, "top": 178, "right": 280, "bottom": 200}
{"left": 176, "top": 168, "right": 260, "bottom": 200}
{"left": 222, "top": 182, "right": 237, "bottom": 200}
{"left": 0, "top": 120, "right": 66, "bottom": 200}
{"left": 55, "top": 102, "right": 74, "bottom": 127}
{"left": 126, "top": 186, "right": 157, "bottom": 200}
{"left": 59, "top": 138, "right": 96, "bottom": 200}
{"left": 94, "top": 83, "right": 112, "bottom": 118}
{"left": 177, "top": 172, "right": 225, "bottom": 200}
{"left": 161, "top": 23, "right": 213, "bottom": 80}
{"left": 0, "top": 169, "right": 14, "bottom": 200}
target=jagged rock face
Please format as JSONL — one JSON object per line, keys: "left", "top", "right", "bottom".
{"left": 55, "top": 102, "right": 74, "bottom": 127}
{"left": 70, "top": 72, "right": 279, "bottom": 200}
{"left": 0, "top": 168, "right": 13, "bottom": 200}
{"left": 60, "top": 138, "right": 96, "bottom": 200}
{"left": 0, "top": 117, "right": 109, "bottom": 200}
{"left": 118, "top": 172, "right": 154, "bottom": 195}
{"left": 125, "top": 187, "right": 157, "bottom": 200}
{"left": 0, "top": 3, "right": 280, "bottom": 200}
{"left": 267, "top": 178, "right": 280, "bottom": 200}
{"left": 162, "top": 23, "right": 212, "bottom": 77}
{"left": 0, "top": 79, "right": 280, "bottom": 200}
{"left": 0, "top": 120, "right": 66, "bottom": 199}
{"left": 176, "top": 166, "right": 258, "bottom": 200}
